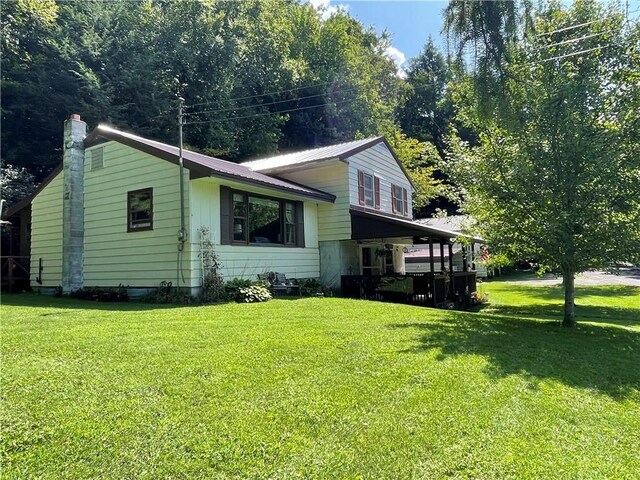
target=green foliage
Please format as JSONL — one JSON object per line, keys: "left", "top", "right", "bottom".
{"left": 446, "top": 0, "right": 640, "bottom": 325}
{"left": 224, "top": 278, "right": 256, "bottom": 302}
{"left": 0, "top": 164, "right": 36, "bottom": 208}
{"left": 1, "top": 0, "right": 405, "bottom": 181}
{"left": 143, "top": 281, "right": 196, "bottom": 304}
{"left": 2, "top": 292, "right": 639, "bottom": 477}
{"left": 198, "top": 226, "right": 225, "bottom": 303}
{"left": 69, "top": 285, "right": 129, "bottom": 302}
{"left": 383, "top": 129, "right": 449, "bottom": 210}
{"left": 396, "top": 39, "right": 452, "bottom": 156}
{"left": 296, "top": 278, "right": 331, "bottom": 297}
{"left": 238, "top": 284, "right": 272, "bottom": 303}
{"left": 225, "top": 278, "right": 276, "bottom": 303}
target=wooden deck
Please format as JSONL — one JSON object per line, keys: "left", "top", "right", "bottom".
{"left": 341, "top": 271, "right": 477, "bottom": 308}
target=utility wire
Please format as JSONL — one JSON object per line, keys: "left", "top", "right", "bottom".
{"left": 183, "top": 88, "right": 358, "bottom": 117}
{"left": 535, "top": 19, "right": 599, "bottom": 37}
{"left": 184, "top": 99, "right": 353, "bottom": 126}
{"left": 536, "top": 44, "right": 622, "bottom": 63}
{"left": 535, "top": 31, "right": 610, "bottom": 50}
{"left": 184, "top": 80, "right": 342, "bottom": 110}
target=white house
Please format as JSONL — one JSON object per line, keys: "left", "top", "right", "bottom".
{"left": 4, "top": 115, "right": 478, "bottom": 296}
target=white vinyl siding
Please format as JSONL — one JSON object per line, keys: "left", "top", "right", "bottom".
{"left": 83, "top": 142, "right": 187, "bottom": 287}
{"left": 187, "top": 178, "right": 320, "bottom": 283}
{"left": 278, "top": 162, "right": 351, "bottom": 242}
{"left": 30, "top": 172, "right": 63, "bottom": 287}
{"left": 347, "top": 142, "right": 413, "bottom": 218}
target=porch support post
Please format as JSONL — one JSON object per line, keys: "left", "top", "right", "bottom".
{"left": 440, "top": 240, "right": 445, "bottom": 272}
{"left": 429, "top": 237, "right": 435, "bottom": 306}
{"left": 471, "top": 242, "right": 476, "bottom": 270}
{"left": 428, "top": 237, "right": 434, "bottom": 274}
{"left": 448, "top": 242, "right": 454, "bottom": 300}
{"left": 462, "top": 245, "right": 468, "bottom": 272}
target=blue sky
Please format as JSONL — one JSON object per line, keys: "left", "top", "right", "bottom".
{"left": 309, "top": 0, "right": 449, "bottom": 72}
{"left": 309, "top": 0, "right": 640, "bottom": 75}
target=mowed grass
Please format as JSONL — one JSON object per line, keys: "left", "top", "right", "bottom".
{"left": 477, "top": 273, "right": 640, "bottom": 330}
{"left": 1, "top": 284, "right": 639, "bottom": 479}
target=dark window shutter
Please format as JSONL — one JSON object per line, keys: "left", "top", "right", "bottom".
{"left": 403, "top": 188, "right": 408, "bottom": 216}
{"left": 391, "top": 185, "right": 397, "bottom": 213}
{"left": 374, "top": 176, "right": 380, "bottom": 209}
{"left": 357, "top": 170, "right": 365, "bottom": 205}
{"left": 295, "top": 201, "right": 305, "bottom": 248}
{"left": 220, "top": 185, "right": 232, "bottom": 245}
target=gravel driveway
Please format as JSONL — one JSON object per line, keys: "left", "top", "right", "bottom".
{"left": 503, "top": 268, "right": 640, "bottom": 287}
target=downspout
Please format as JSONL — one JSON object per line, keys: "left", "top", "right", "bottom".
{"left": 177, "top": 98, "right": 187, "bottom": 291}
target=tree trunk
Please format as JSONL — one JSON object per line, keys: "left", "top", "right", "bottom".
{"left": 562, "top": 271, "right": 576, "bottom": 327}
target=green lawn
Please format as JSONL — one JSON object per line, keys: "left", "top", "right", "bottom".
{"left": 1, "top": 280, "right": 639, "bottom": 479}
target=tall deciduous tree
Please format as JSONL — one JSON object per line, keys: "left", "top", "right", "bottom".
{"left": 447, "top": 0, "right": 640, "bottom": 327}
{"left": 397, "top": 39, "right": 451, "bottom": 158}
{"left": 1, "top": 0, "right": 405, "bottom": 181}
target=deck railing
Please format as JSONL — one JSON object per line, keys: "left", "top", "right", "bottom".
{"left": 341, "top": 271, "right": 477, "bottom": 308}
{"left": 1, "top": 256, "right": 30, "bottom": 292}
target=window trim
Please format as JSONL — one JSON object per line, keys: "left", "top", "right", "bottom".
{"left": 127, "top": 188, "right": 153, "bottom": 232}
{"left": 391, "top": 184, "right": 409, "bottom": 217}
{"left": 229, "top": 189, "right": 301, "bottom": 247}
{"left": 358, "top": 170, "right": 380, "bottom": 209}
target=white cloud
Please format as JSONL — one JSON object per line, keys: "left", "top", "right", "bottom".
{"left": 309, "top": 0, "right": 349, "bottom": 21}
{"left": 384, "top": 46, "right": 407, "bottom": 78}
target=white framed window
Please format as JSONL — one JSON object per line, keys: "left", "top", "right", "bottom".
{"left": 363, "top": 173, "right": 374, "bottom": 207}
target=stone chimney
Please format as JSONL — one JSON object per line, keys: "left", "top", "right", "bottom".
{"left": 62, "top": 114, "right": 86, "bottom": 292}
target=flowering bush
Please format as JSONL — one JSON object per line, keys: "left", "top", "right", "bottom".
{"left": 238, "top": 285, "right": 272, "bottom": 303}
{"left": 471, "top": 290, "right": 489, "bottom": 305}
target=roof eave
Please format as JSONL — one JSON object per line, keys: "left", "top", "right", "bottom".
{"left": 2, "top": 164, "right": 63, "bottom": 219}
{"left": 209, "top": 172, "right": 336, "bottom": 203}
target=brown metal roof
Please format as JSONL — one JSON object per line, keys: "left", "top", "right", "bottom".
{"left": 350, "top": 209, "right": 482, "bottom": 242}
{"left": 84, "top": 125, "right": 335, "bottom": 202}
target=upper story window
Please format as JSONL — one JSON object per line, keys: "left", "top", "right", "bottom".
{"left": 391, "top": 184, "right": 408, "bottom": 216}
{"left": 358, "top": 171, "right": 381, "bottom": 209}
{"left": 127, "top": 188, "right": 153, "bottom": 231}
{"left": 221, "top": 187, "right": 304, "bottom": 247}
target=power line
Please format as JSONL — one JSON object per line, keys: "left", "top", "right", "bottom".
{"left": 184, "top": 80, "right": 342, "bottom": 110}
{"left": 536, "top": 43, "right": 621, "bottom": 63}
{"left": 536, "top": 31, "right": 610, "bottom": 50}
{"left": 184, "top": 99, "right": 354, "bottom": 126}
{"left": 183, "top": 88, "right": 358, "bottom": 117}
{"left": 535, "top": 20, "right": 599, "bottom": 37}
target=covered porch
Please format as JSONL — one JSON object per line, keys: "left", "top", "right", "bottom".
{"left": 339, "top": 209, "right": 480, "bottom": 308}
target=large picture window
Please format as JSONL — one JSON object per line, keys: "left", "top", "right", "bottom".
{"left": 223, "top": 188, "right": 303, "bottom": 247}
{"left": 127, "top": 188, "right": 153, "bottom": 231}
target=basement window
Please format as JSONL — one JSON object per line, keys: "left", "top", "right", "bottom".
{"left": 127, "top": 188, "right": 153, "bottom": 232}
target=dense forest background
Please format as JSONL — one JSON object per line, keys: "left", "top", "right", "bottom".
{"left": 1, "top": 0, "right": 458, "bottom": 215}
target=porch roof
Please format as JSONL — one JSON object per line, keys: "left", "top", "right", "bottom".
{"left": 350, "top": 209, "right": 482, "bottom": 242}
